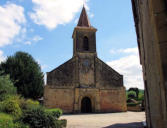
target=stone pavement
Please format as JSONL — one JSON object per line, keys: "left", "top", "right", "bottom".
{"left": 61, "top": 112, "right": 145, "bottom": 128}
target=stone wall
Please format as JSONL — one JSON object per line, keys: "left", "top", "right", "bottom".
{"left": 44, "top": 86, "right": 74, "bottom": 113}
{"left": 132, "top": 0, "right": 167, "bottom": 127}
{"left": 100, "top": 87, "right": 127, "bottom": 112}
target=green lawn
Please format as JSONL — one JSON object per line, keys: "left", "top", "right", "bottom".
{"left": 0, "top": 112, "right": 14, "bottom": 128}
{"left": 0, "top": 112, "right": 13, "bottom": 120}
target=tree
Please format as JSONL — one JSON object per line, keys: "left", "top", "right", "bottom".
{"left": 0, "top": 51, "right": 44, "bottom": 99}
{"left": 128, "top": 87, "right": 139, "bottom": 98}
{"left": 127, "top": 91, "right": 136, "bottom": 99}
{"left": 0, "top": 73, "right": 17, "bottom": 101}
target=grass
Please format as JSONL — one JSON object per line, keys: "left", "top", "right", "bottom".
{"left": 0, "top": 112, "right": 14, "bottom": 128}
{"left": 45, "top": 108, "right": 63, "bottom": 114}
{"left": 45, "top": 108, "right": 62, "bottom": 111}
{"left": 0, "top": 112, "right": 13, "bottom": 120}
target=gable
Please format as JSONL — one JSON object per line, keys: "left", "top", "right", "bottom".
{"left": 47, "top": 58, "right": 76, "bottom": 87}
{"left": 95, "top": 58, "right": 123, "bottom": 88}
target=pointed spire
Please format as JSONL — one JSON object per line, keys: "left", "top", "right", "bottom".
{"left": 77, "top": 6, "right": 91, "bottom": 27}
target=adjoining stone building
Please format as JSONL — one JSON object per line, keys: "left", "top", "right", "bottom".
{"left": 44, "top": 7, "right": 127, "bottom": 113}
{"left": 131, "top": 0, "right": 167, "bottom": 127}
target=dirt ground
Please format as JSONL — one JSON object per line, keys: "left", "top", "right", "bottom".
{"left": 61, "top": 111, "right": 145, "bottom": 128}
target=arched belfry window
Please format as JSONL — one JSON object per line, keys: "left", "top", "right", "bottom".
{"left": 83, "top": 36, "right": 89, "bottom": 51}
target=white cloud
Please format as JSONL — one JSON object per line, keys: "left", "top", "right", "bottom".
{"left": 88, "top": 11, "right": 94, "bottom": 18}
{"left": 41, "top": 64, "right": 49, "bottom": 70}
{"left": 90, "top": 13, "right": 94, "bottom": 18}
{"left": 37, "top": 59, "right": 50, "bottom": 71}
{"left": 37, "top": 60, "right": 49, "bottom": 84}
{"left": 74, "top": 18, "right": 79, "bottom": 24}
{"left": 37, "top": 60, "right": 49, "bottom": 85}
{"left": 0, "top": 50, "right": 6, "bottom": 63}
{"left": 32, "top": 35, "right": 43, "bottom": 42}
{"left": 0, "top": 3, "right": 26, "bottom": 47}
{"left": 24, "top": 41, "right": 32, "bottom": 45}
{"left": 15, "top": 27, "right": 27, "bottom": 43}
{"left": 44, "top": 73, "right": 47, "bottom": 85}
{"left": 110, "top": 47, "right": 138, "bottom": 55}
{"left": 30, "top": 0, "right": 89, "bottom": 29}
{"left": 119, "top": 47, "right": 138, "bottom": 54}
{"left": 107, "top": 47, "right": 144, "bottom": 89}
{"left": 24, "top": 35, "right": 43, "bottom": 45}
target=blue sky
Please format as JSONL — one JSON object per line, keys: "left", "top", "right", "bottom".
{"left": 0, "top": 0, "right": 144, "bottom": 89}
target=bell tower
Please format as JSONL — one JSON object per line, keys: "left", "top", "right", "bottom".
{"left": 72, "top": 6, "right": 97, "bottom": 57}
{"left": 72, "top": 6, "right": 97, "bottom": 87}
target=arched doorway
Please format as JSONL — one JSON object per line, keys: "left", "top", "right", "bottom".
{"left": 81, "top": 97, "right": 92, "bottom": 113}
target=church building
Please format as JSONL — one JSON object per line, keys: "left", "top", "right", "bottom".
{"left": 44, "top": 7, "right": 127, "bottom": 113}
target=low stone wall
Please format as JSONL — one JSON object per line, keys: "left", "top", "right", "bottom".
{"left": 127, "top": 105, "right": 141, "bottom": 112}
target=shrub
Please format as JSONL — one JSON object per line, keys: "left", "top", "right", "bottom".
{"left": 21, "top": 107, "right": 65, "bottom": 128}
{"left": 13, "top": 122, "right": 29, "bottom": 128}
{"left": 57, "top": 119, "right": 67, "bottom": 128}
{"left": 3, "top": 98, "right": 22, "bottom": 118}
{"left": 0, "top": 113, "right": 29, "bottom": 128}
{"left": 20, "top": 99, "right": 40, "bottom": 110}
{"left": 6, "top": 95, "right": 22, "bottom": 104}
{"left": 0, "top": 102, "right": 4, "bottom": 112}
{"left": 0, "top": 74, "right": 17, "bottom": 101}
{"left": 26, "top": 99, "right": 39, "bottom": 106}
{"left": 45, "top": 108, "right": 63, "bottom": 118}
{"left": 138, "top": 93, "right": 144, "bottom": 101}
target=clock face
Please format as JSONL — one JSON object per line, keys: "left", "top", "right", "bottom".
{"left": 83, "top": 59, "right": 90, "bottom": 67}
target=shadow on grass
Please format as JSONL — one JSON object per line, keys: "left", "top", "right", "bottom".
{"left": 103, "top": 122, "right": 144, "bottom": 128}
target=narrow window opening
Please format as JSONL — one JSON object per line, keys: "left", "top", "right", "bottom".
{"left": 83, "top": 36, "right": 89, "bottom": 51}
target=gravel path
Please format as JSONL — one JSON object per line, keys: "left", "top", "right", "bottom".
{"left": 61, "top": 112, "right": 145, "bottom": 128}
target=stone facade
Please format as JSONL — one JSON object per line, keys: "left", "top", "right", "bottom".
{"left": 132, "top": 0, "right": 167, "bottom": 127}
{"left": 44, "top": 7, "right": 127, "bottom": 113}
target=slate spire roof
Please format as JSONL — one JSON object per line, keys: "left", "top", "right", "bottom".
{"left": 77, "top": 6, "right": 91, "bottom": 27}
